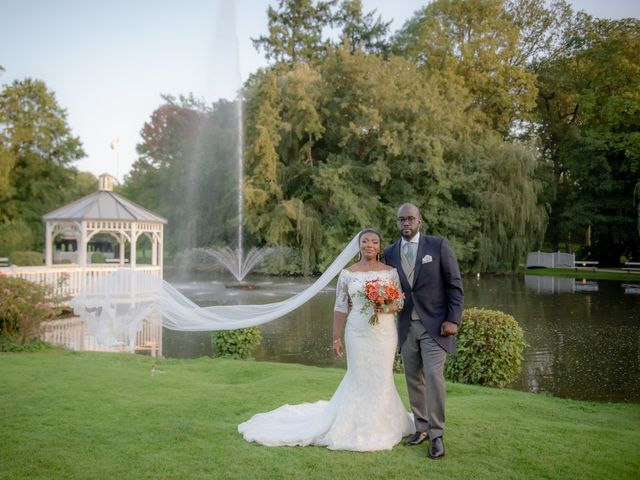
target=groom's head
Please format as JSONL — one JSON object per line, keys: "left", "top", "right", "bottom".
{"left": 396, "top": 203, "right": 422, "bottom": 240}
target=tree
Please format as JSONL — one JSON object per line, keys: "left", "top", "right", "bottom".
{"left": 535, "top": 16, "right": 640, "bottom": 262}
{"left": 334, "top": 0, "right": 391, "bottom": 55}
{"left": 252, "top": 0, "right": 337, "bottom": 65}
{"left": 393, "top": 0, "right": 558, "bottom": 135}
{"left": 123, "top": 95, "right": 239, "bottom": 256}
{"left": 243, "top": 43, "right": 545, "bottom": 272}
{"left": 0, "top": 78, "right": 84, "bottom": 248}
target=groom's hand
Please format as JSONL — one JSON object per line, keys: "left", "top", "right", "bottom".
{"left": 440, "top": 321, "right": 458, "bottom": 337}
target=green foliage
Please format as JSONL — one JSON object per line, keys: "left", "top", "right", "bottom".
{"left": 535, "top": 16, "right": 640, "bottom": 263}
{"left": 243, "top": 44, "right": 545, "bottom": 272}
{"left": 91, "top": 252, "right": 106, "bottom": 264}
{"left": 0, "top": 275, "right": 59, "bottom": 346}
{"left": 251, "top": 247, "right": 305, "bottom": 275}
{"left": 445, "top": 308, "right": 527, "bottom": 388}
{"left": 472, "top": 138, "right": 547, "bottom": 271}
{"left": 252, "top": 0, "right": 336, "bottom": 65}
{"left": 392, "top": 0, "right": 542, "bottom": 135}
{"left": 334, "top": 0, "right": 391, "bottom": 55}
{"left": 8, "top": 251, "right": 43, "bottom": 266}
{"left": 0, "top": 219, "right": 34, "bottom": 256}
{"left": 0, "top": 78, "right": 85, "bottom": 249}
{"left": 211, "top": 327, "right": 262, "bottom": 360}
{"left": 122, "top": 95, "right": 239, "bottom": 258}
{"left": 122, "top": 0, "right": 636, "bottom": 274}
{"left": 0, "top": 336, "right": 51, "bottom": 352}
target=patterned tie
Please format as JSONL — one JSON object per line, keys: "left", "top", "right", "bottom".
{"left": 403, "top": 242, "right": 414, "bottom": 265}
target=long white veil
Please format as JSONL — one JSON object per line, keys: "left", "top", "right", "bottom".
{"left": 69, "top": 232, "right": 361, "bottom": 346}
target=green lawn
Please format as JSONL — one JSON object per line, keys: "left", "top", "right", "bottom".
{"left": 1, "top": 349, "right": 639, "bottom": 480}
{"left": 523, "top": 267, "right": 640, "bottom": 281}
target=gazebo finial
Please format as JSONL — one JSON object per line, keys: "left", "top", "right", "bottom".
{"left": 98, "top": 173, "right": 115, "bottom": 192}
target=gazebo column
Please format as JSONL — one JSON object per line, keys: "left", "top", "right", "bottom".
{"left": 130, "top": 223, "right": 137, "bottom": 269}
{"left": 45, "top": 222, "right": 53, "bottom": 267}
{"left": 151, "top": 235, "right": 158, "bottom": 267}
{"left": 119, "top": 234, "right": 126, "bottom": 266}
{"left": 159, "top": 226, "right": 164, "bottom": 277}
{"left": 79, "top": 222, "right": 88, "bottom": 268}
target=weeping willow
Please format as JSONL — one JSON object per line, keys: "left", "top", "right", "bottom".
{"left": 474, "top": 138, "right": 547, "bottom": 272}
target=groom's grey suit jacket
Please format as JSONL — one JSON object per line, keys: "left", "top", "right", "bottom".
{"left": 384, "top": 234, "right": 464, "bottom": 353}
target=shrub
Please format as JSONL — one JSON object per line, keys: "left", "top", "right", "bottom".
{"left": 9, "top": 251, "right": 43, "bottom": 266}
{"left": 211, "top": 327, "right": 262, "bottom": 360}
{"left": 445, "top": 308, "right": 527, "bottom": 388}
{"left": 0, "top": 275, "right": 59, "bottom": 347}
{"left": 0, "top": 220, "right": 34, "bottom": 256}
{"left": 0, "top": 336, "right": 51, "bottom": 352}
{"left": 91, "top": 252, "right": 106, "bottom": 264}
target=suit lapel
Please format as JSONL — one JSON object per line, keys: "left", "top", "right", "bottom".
{"left": 393, "top": 241, "right": 411, "bottom": 292}
{"left": 412, "top": 235, "right": 426, "bottom": 287}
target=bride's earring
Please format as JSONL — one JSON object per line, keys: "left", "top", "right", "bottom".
{"left": 357, "top": 251, "right": 362, "bottom": 261}
{"left": 377, "top": 252, "right": 380, "bottom": 261}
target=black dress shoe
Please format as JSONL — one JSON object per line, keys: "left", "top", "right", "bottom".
{"left": 405, "top": 431, "right": 429, "bottom": 446}
{"left": 428, "top": 436, "right": 445, "bottom": 459}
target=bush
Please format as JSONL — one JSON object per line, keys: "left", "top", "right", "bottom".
{"left": 9, "top": 251, "right": 43, "bottom": 266}
{"left": 445, "top": 308, "right": 527, "bottom": 388}
{"left": 0, "top": 275, "right": 59, "bottom": 347}
{"left": 0, "top": 220, "right": 34, "bottom": 256}
{"left": 0, "top": 336, "right": 51, "bottom": 352}
{"left": 211, "top": 327, "right": 262, "bottom": 359}
{"left": 91, "top": 252, "right": 106, "bottom": 264}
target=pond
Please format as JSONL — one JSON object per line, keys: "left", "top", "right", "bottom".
{"left": 163, "top": 272, "right": 640, "bottom": 403}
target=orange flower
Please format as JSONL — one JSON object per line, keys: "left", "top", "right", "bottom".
{"left": 361, "top": 278, "right": 404, "bottom": 325}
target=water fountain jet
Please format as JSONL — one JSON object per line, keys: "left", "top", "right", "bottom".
{"left": 192, "top": 246, "right": 278, "bottom": 283}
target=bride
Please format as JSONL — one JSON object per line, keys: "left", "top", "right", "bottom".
{"left": 238, "top": 229, "right": 415, "bottom": 451}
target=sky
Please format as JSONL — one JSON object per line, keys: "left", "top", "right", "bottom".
{"left": 1, "top": 0, "right": 639, "bottom": 182}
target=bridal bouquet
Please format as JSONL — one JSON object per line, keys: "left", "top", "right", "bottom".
{"left": 361, "top": 278, "right": 404, "bottom": 326}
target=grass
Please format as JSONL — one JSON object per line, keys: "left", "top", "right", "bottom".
{"left": 522, "top": 267, "right": 640, "bottom": 281}
{"left": 1, "top": 349, "right": 639, "bottom": 480}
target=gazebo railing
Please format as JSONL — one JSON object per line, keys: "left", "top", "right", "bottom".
{"left": 0, "top": 264, "right": 162, "bottom": 298}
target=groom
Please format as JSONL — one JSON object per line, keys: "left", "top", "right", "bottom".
{"left": 384, "top": 203, "right": 464, "bottom": 459}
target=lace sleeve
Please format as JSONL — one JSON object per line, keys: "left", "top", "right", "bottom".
{"left": 391, "top": 269, "right": 404, "bottom": 309}
{"left": 334, "top": 270, "right": 350, "bottom": 314}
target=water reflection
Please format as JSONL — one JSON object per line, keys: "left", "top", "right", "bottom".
{"left": 164, "top": 273, "right": 640, "bottom": 402}
{"left": 623, "top": 283, "right": 640, "bottom": 295}
{"left": 524, "top": 275, "right": 599, "bottom": 293}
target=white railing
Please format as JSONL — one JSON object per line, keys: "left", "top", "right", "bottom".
{"left": 0, "top": 265, "right": 162, "bottom": 298}
{"left": 526, "top": 251, "right": 575, "bottom": 268}
{"left": 40, "top": 316, "right": 163, "bottom": 357}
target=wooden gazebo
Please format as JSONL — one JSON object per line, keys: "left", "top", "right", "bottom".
{"left": 43, "top": 174, "right": 167, "bottom": 271}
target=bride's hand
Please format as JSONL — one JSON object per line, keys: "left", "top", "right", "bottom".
{"left": 333, "top": 338, "right": 344, "bottom": 357}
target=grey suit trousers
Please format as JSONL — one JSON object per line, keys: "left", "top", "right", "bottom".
{"left": 401, "top": 319, "right": 446, "bottom": 439}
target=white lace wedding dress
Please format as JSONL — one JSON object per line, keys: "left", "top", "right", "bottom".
{"left": 238, "top": 268, "right": 415, "bottom": 451}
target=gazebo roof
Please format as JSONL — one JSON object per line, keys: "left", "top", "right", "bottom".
{"left": 43, "top": 190, "right": 167, "bottom": 224}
